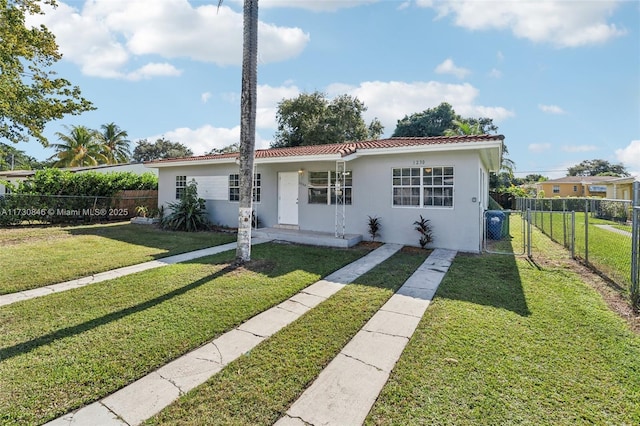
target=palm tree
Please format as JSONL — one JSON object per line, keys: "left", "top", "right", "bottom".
{"left": 443, "top": 119, "right": 483, "bottom": 136}
{"left": 218, "top": 0, "right": 258, "bottom": 263}
{"left": 97, "top": 122, "right": 131, "bottom": 164}
{"left": 49, "top": 125, "right": 108, "bottom": 167}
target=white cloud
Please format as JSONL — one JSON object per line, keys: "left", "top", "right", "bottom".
{"left": 616, "top": 140, "right": 640, "bottom": 170}
{"left": 326, "top": 80, "right": 514, "bottom": 135}
{"left": 528, "top": 143, "right": 551, "bottom": 153}
{"left": 538, "top": 104, "right": 566, "bottom": 115}
{"left": 435, "top": 58, "right": 471, "bottom": 79}
{"left": 126, "top": 63, "right": 182, "bottom": 81}
{"left": 146, "top": 124, "right": 271, "bottom": 156}
{"left": 488, "top": 68, "right": 502, "bottom": 79}
{"left": 201, "top": 92, "right": 212, "bottom": 104}
{"left": 256, "top": 84, "right": 301, "bottom": 129}
{"left": 27, "top": 0, "right": 309, "bottom": 79}
{"left": 420, "top": 0, "right": 626, "bottom": 48}
{"left": 561, "top": 145, "right": 598, "bottom": 153}
{"left": 398, "top": 2, "right": 411, "bottom": 11}
{"left": 258, "top": 0, "right": 379, "bottom": 12}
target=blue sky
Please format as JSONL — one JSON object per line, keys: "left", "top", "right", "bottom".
{"left": 16, "top": 0, "right": 640, "bottom": 178}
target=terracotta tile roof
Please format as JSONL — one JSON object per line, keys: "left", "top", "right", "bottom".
{"left": 147, "top": 134, "right": 504, "bottom": 165}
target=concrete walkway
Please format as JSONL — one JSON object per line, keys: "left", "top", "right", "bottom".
{"left": 276, "top": 248, "right": 457, "bottom": 426}
{"left": 45, "top": 243, "right": 403, "bottom": 426}
{"left": 594, "top": 224, "right": 632, "bottom": 238}
{"left": 0, "top": 239, "right": 271, "bottom": 308}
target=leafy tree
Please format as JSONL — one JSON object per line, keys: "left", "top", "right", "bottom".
{"left": 0, "top": 142, "right": 39, "bottom": 170}
{"left": 272, "top": 91, "right": 383, "bottom": 148}
{"left": 567, "top": 159, "right": 629, "bottom": 177}
{"left": 394, "top": 103, "right": 498, "bottom": 137}
{"left": 523, "top": 174, "right": 548, "bottom": 182}
{"left": 207, "top": 142, "right": 239, "bottom": 155}
{"left": 392, "top": 102, "right": 457, "bottom": 137}
{"left": 48, "top": 125, "right": 107, "bottom": 167}
{"left": 0, "top": 0, "right": 94, "bottom": 145}
{"left": 96, "top": 122, "right": 131, "bottom": 164}
{"left": 132, "top": 137, "right": 193, "bottom": 162}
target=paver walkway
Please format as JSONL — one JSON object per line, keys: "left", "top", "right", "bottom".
{"left": 276, "top": 248, "right": 457, "bottom": 426}
{"left": 45, "top": 243, "right": 403, "bottom": 426}
{"left": 0, "top": 239, "right": 270, "bottom": 307}
{"left": 594, "top": 224, "right": 632, "bottom": 237}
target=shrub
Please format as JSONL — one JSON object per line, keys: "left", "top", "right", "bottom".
{"left": 413, "top": 215, "right": 433, "bottom": 249}
{"left": 161, "top": 180, "right": 209, "bottom": 232}
{"left": 367, "top": 215, "right": 381, "bottom": 242}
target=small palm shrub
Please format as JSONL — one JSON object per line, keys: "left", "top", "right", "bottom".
{"left": 413, "top": 215, "right": 433, "bottom": 249}
{"left": 367, "top": 215, "right": 381, "bottom": 242}
{"left": 162, "top": 180, "right": 209, "bottom": 232}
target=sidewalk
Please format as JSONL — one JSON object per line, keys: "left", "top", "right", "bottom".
{"left": 0, "top": 238, "right": 271, "bottom": 307}
{"left": 276, "top": 248, "right": 457, "bottom": 426}
{"left": 45, "top": 243, "right": 403, "bottom": 426}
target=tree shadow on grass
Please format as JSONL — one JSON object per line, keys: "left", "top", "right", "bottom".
{"left": 66, "top": 222, "right": 235, "bottom": 259}
{"left": 436, "top": 249, "right": 531, "bottom": 317}
{"left": 0, "top": 243, "right": 369, "bottom": 362}
{"left": 0, "top": 263, "right": 239, "bottom": 363}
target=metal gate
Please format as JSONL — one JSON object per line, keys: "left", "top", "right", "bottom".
{"left": 483, "top": 210, "right": 527, "bottom": 255}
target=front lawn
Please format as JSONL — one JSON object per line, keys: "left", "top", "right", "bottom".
{"left": 0, "top": 222, "right": 235, "bottom": 294}
{"left": 0, "top": 243, "right": 369, "bottom": 425}
{"left": 148, "top": 250, "right": 429, "bottom": 425}
{"left": 366, "top": 228, "right": 640, "bottom": 425}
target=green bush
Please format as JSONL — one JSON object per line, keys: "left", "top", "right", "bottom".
{"left": 161, "top": 180, "right": 210, "bottom": 232}
{"left": 15, "top": 169, "right": 158, "bottom": 197}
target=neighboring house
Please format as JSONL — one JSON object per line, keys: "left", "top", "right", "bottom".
{"left": 536, "top": 176, "right": 637, "bottom": 200}
{"left": 0, "top": 163, "right": 156, "bottom": 194}
{"left": 147, "top": 135, "right": 503, "bottom": 253}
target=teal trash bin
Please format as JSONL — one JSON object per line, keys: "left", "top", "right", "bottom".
{"left": 486, "top": 211, "right": 505, "bottom": 240}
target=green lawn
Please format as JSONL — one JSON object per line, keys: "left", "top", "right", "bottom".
{"left": 531, "top": 210, "right": 632, "bottom": 290}
{"left": 0, "top": 222, "right": 235, "bottom": 294}
{"left": 148, "top": 250, "right": 428, "bottom": 425}
{"left": 366, "top": 225, "right": 640, "bottom": 425}
{"left": 0, "top": 243, "right": 370, "bottom": 425}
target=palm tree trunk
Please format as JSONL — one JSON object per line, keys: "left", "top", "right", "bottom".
{"left": 236, "top": 0, "right": 258, "bottom": 263}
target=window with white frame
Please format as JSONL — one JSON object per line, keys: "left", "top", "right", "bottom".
{"left": 573, "top": 185, "right": 578, "bottom": 192}
{"left": 308, "top": 170, "right": 352, "bottom": 205}
{"left": 229, "top": 173, "right": 261, "bottom": 202}
{"left": 392, "top": 166, "right": 454, "bottom": 208}
{"left": 553, "top": 185, "right": 560, "bottom": 194}
{"left": 175, "top": 175, "right": 186, "bottom": 199}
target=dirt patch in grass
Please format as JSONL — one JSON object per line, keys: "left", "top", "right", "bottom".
{"left": 401, "top": 246, "right": 432, "bottom": 255}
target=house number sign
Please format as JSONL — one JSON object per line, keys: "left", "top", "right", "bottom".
{"left": 413, "top": 160, "right": 426, "bottom": 165}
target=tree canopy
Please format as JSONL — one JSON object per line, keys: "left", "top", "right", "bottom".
{"left": 392, "top": 102, "right": 498, "bottom": 137}
{"left": 567, "top": 159, "right": 629, "bottom": 177}
{"left": 132, "top": 137, "right": 193, "bottom": 162}
{"left": 272, "top": 91, "right": 383, "bottom": 148}
{"left": 0, "top": 142, "right": 46, "bottom": 169}
{"left": 0, "top": 0, "right": 94, "bottom": 145}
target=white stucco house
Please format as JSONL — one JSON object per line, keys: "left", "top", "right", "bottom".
{"left": 146, "top": 135, "right": 504, "bottom": 253}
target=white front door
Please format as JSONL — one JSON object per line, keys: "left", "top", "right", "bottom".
{"left": 278, "top": 172, "right": 299, "bottom": 225}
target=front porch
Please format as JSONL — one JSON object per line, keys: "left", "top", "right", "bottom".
{"left": 252, "top": 227, "right": 362, "bottom": 248}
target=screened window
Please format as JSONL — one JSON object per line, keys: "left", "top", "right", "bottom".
{"left": 175, "top": 175, "right": 186, "bottom": 199}
{"left": 308, "top": 171, "right": 352, "bottom": 205}
{"left": 392, "top": 167, "right": 454, "bottom": 208}
{"left": 553, "top": 185, "right": 560, "bottom": 194}
{"left": 229, "top": 173, "right": 261, "bottom": 202}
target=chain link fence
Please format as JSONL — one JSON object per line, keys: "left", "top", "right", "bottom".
{"left": 517, "top": 195, "right": 636, "bottom": 306}
{"left": 0, "top": 191, "right": 158, "bottom": 226}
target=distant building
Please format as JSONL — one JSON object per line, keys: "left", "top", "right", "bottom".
{"left": 536, "top": 176, "right": 637, "bottom": 200}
